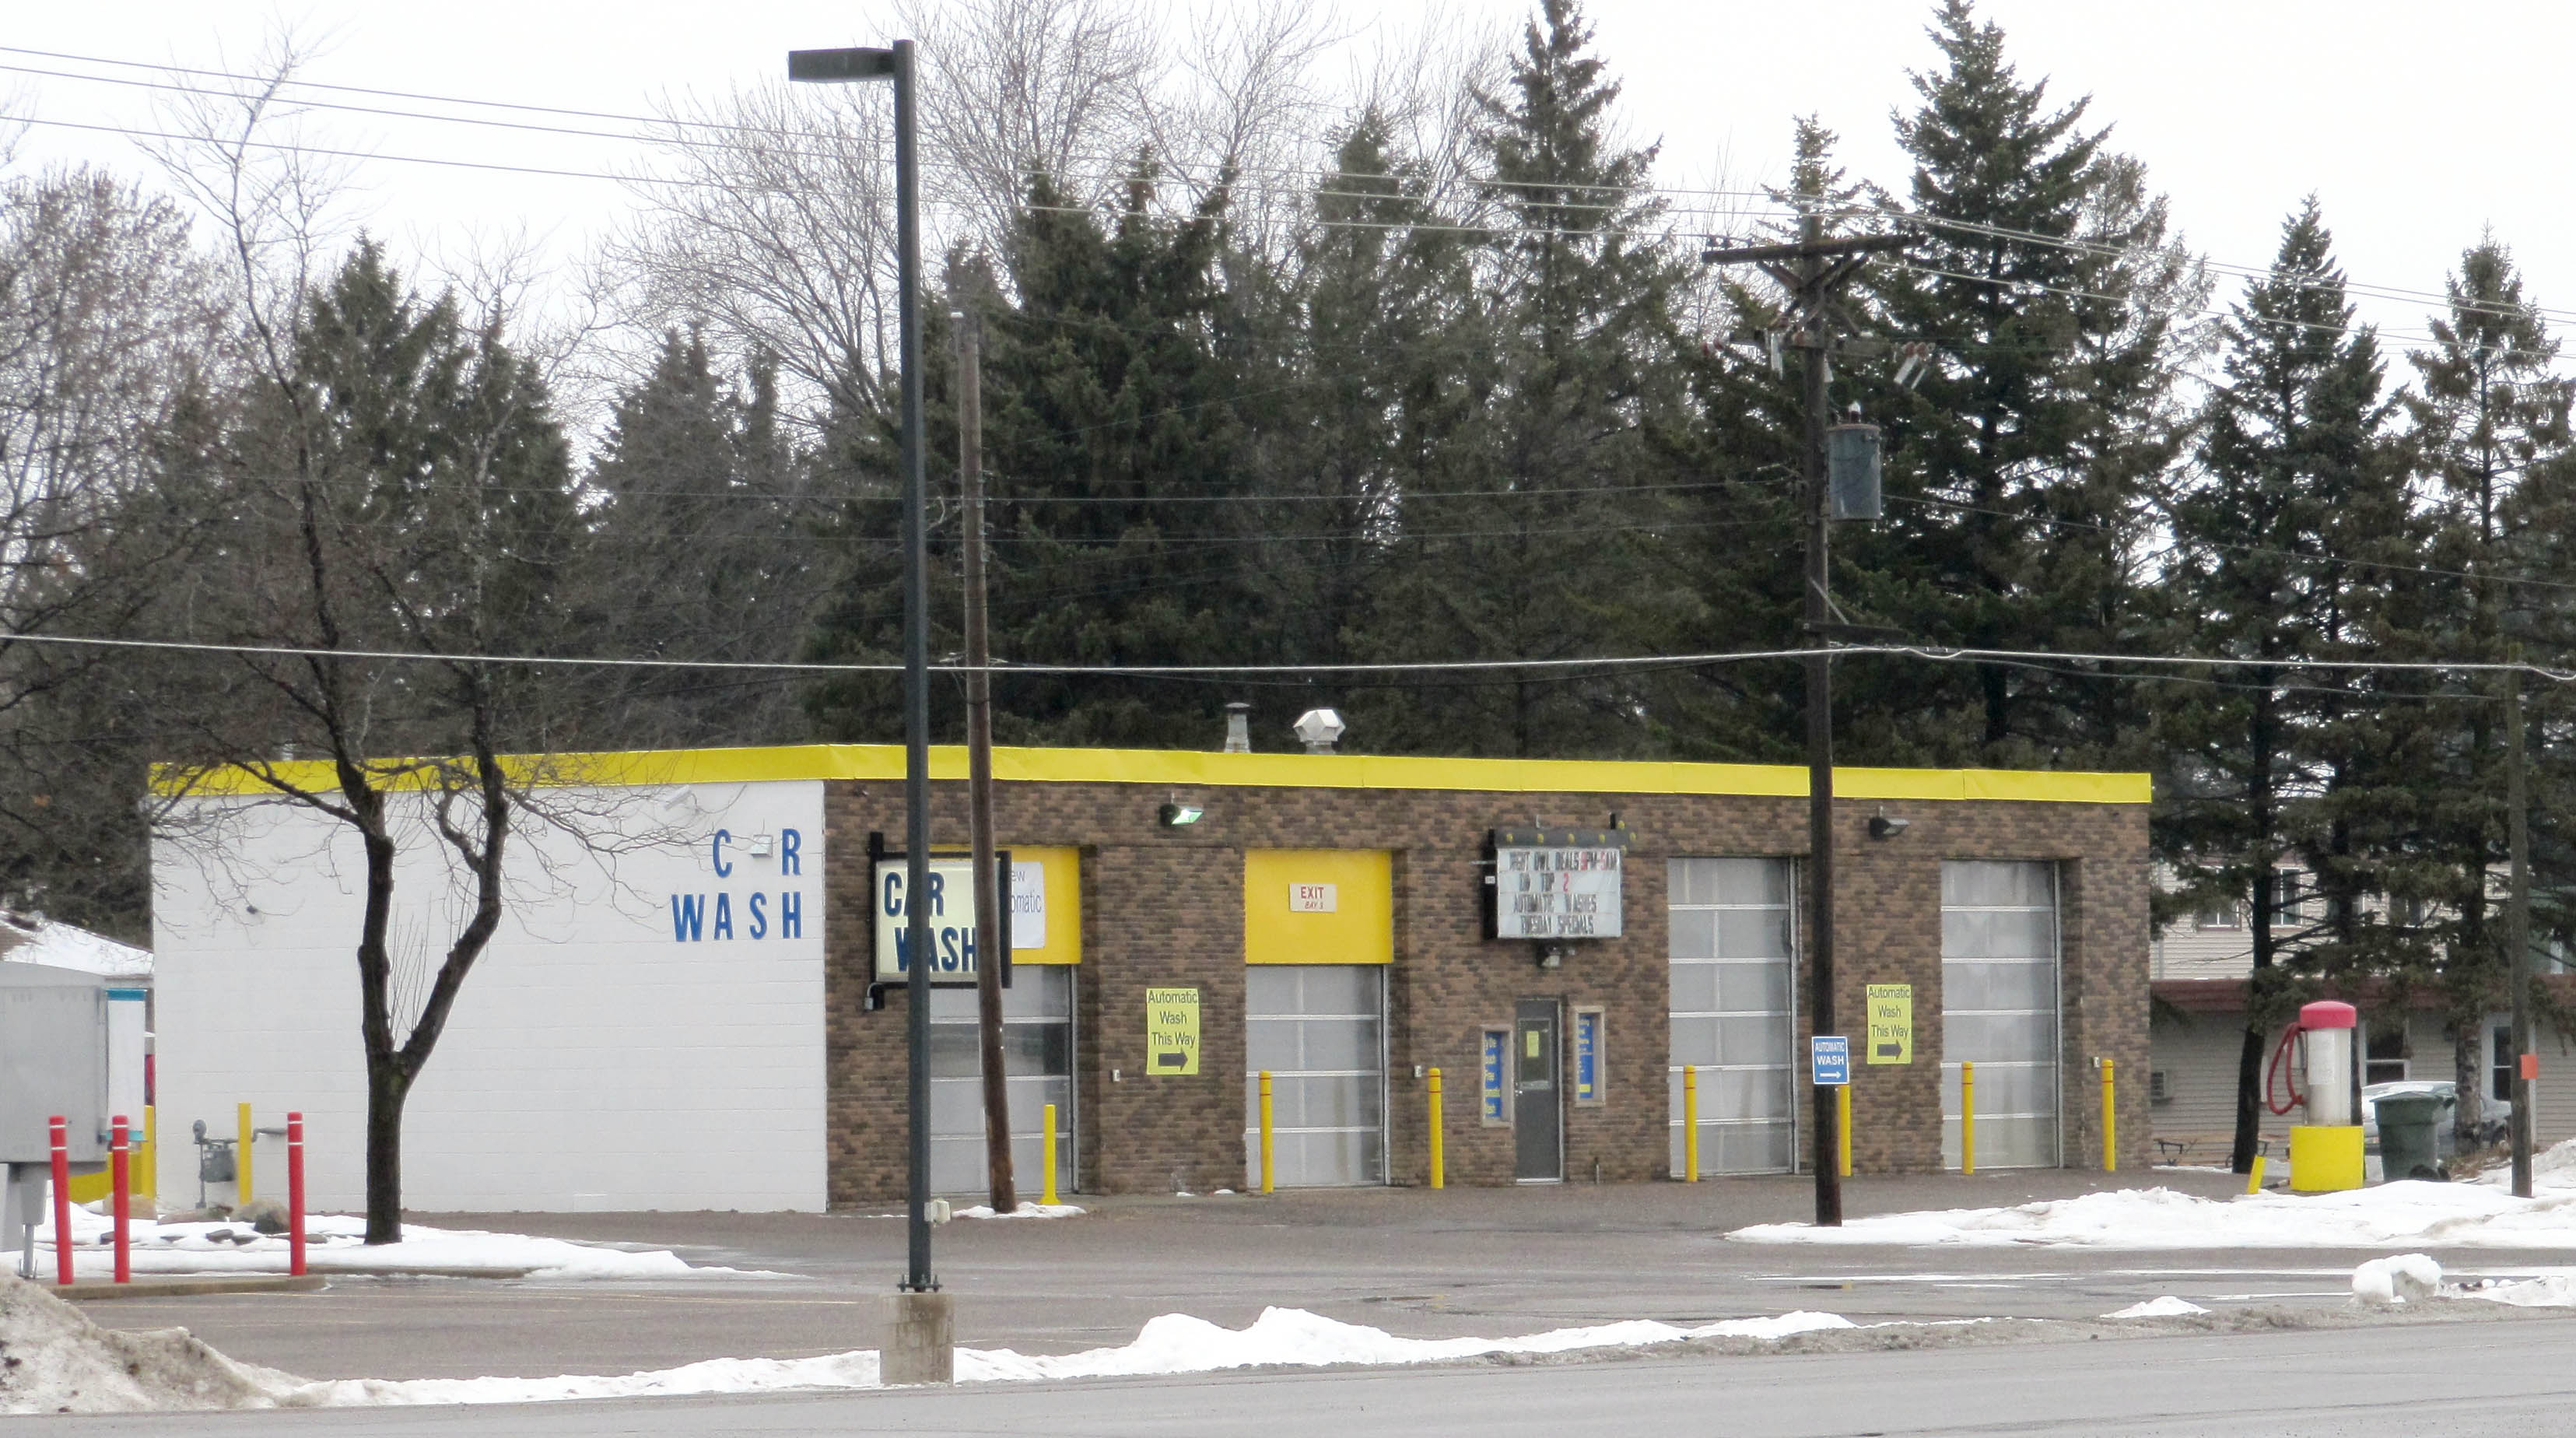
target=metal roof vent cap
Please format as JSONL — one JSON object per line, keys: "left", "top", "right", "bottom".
{"left": 1293, "top": 708, "right": 1345, "bottom": 755}
{"left": 1223, "top": 702, "right": 1252, "bottom": 754}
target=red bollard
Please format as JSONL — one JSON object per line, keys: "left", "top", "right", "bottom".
{"left": 47, "top": 1115, "right": 71, "bottom": 1287}
{"left": 110, "top": 1114, "right": 130, "bottom": 1285}
{"left": 286, "top": 1111, "right": 306, "bottom": 1277}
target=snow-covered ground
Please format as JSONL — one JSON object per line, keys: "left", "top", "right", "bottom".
{"left": 33, "top": 1206, "right": 773, "bottom": 1280}
{"left": 0, "top": 1285, "right": 1859, "bottom": 1415}
{"left": 1730, "top": 1179, "right": 2576, "bottom": 1250}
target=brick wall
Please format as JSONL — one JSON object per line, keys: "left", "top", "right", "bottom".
{"left": 822, "top": 777, "right": 2150, "bottom": 1205}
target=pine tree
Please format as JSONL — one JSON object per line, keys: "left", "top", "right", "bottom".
{"left": 582, "top": 330, "right": 818, "bottom": 747}
{"left": 2154, "top": 200, "right": 2402, "bottom": 1170}
{"left": 1839, "top": 0, "right": 2197, "bottom": 770}
{"left": 2401, "top": 236, "right": 2576, "bottom": 1124}
{"left": 1358, "top": 0, "right": 1705, "bottom": 757}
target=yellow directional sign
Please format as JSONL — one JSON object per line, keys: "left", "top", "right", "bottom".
{"left": 1147, "top": 987, "right": 1200, "bottom": 1075}
{"left": 1866, "top": 983, "right": 1913, "bottom": 1064}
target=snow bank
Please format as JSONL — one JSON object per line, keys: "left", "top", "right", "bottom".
{"left": 37, "top": 1208, "right": 771, "bottom": 1280}
{"left": 1730, "top": 1182, "right": 2576, "bottom": 1250}
{"left": 952, "top": 1203, "right": 1086, "bottom": 1221}
{"left": 0, "top": 1294, "right": 1861, "bottom": 1414}
{"left": 2350, "top": 1254, "right": 2441, "bottom": 1305}
{"left": 0, "top": 1278, "right": 279, "bottom": 1414}
{"left": 2473, "top": 1136, "right": 2576, "bottom": 1191}
{"left": 2100, "top": 1296, "right": 2208, "bottom": 1319}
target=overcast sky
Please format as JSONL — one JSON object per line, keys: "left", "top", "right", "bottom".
{"left": 10, "top": 0, "right": 2573, "bottom": 360}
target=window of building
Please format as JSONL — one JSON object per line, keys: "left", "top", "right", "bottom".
{"left": 2493, "top": 1023, "right": 2515, "bottom": 1104}
{"left": 2364, "top": 1024, "right": 2408, "bottom": 1086}
{"left": 2194, "top": 900, "right": 2240, "bottom": 931}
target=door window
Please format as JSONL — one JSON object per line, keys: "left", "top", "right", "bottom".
{"left": 1243, "top": 966, "right": 1386, "bottom": 1187}
{"left": 1940, "top": 861, "right": 2061, "bottom": 1170}
{"left": 927, "top": 967, "right": 1075, "bottom": 1197}
{"left": 1668, "top": 858, "right": 1796, "bottom": 1174}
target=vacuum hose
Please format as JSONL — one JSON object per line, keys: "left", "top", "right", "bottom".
{"left": 2264, "top": 1026, "right": 2305, "bottom": 1117}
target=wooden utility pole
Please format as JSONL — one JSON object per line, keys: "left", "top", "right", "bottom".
{"left": 958, "top": 309, "right": 1016, "bottom": 1215}
{"left": 1703, "top": 212, "right": 1909, "bottom": 1229}
{"left": 2508, "top": 653, "right": 2533, "bottom": 1198}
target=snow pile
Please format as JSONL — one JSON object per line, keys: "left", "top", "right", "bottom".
{"left": 2, "top": 1299, "right": 1863, "bottom": 1413}
{"left": 0, "top": 1278, "right": 279, "bottom": 1414}
{"left": 2473, "top": 1136, "right": 2576, "bottom": 1191}
{"left": 1730, "top": 1183, "right": 2576, "bottom": 1250}
{"left": 2350, "top": 1254, "right": 2442, "bottom": 1305}
{"left": 38, "top": 1208, "right": 768, "bottom": 1281}
{"left": 2099, "top": 1296, "right": 2208, "bottom": 1319}
{"left": 959, "top": 1306, "right": 1852, "bottom": 1384}
{"left": 952, "top": 1203, "right": 1086, "bottom": 1221}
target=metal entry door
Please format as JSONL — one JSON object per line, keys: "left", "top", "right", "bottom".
{"left": 1514, "top": 999, "right": 1562, "bottom": 1182}
{"left": 1941, "top": 861, "right": 2062, "bottom": 1169}
{"left": 1243, "top": 966, "right": 1386, "bottom": 1186}
{"left": 927, "top": 967, "right": 1075, "bottom": 1196}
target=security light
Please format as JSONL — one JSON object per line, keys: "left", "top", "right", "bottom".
{"left": 1159, "top": 802, "right": 1205, "bottom": 827}
{"left": 1869, "top": 815, "right": 1911, "bottom": 840}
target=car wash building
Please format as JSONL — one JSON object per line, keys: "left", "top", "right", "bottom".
{"left": 149, "top": 743, "right": 2152, "bottom": 1211}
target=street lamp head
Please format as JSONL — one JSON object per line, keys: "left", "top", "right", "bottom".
{"left": 788, "top": 46, "right": 900, "bottom": 82}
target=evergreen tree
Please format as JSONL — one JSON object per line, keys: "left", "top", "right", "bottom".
{"left": 804, "top": 167, "right": 1277, "bottom": 749}
{"left": 2400, "top": 236, "right": 2576, "bottom": 1122}
{"left": 581, "top": 330, "right": 818, "bottom": 747}
{"left": 1359, "top": 0, "right": 1706, "bottom": 757}
{"left": 1840, "top": 0, "right": 2198, "bottom": 770}
{"left": 2154, "top": 200, "right": 2403, "bottom": 1170}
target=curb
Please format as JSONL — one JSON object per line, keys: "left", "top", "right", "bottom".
{"left": 50, "top": 1275, "right": 331, "bottom": 1300}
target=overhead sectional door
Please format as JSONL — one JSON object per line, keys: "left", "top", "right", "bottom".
{"left": 1941, "top": 861, "right": 2062, "bottom": 1170}
{"left": 1243, "top": 966, "right": 1386, "bottom": 1187}
{"left": 1668, "top": 858, "right": 1796, "bottom": 1175}
{"left": 927, "top": 967, "right": 1075, "bottom": 1196}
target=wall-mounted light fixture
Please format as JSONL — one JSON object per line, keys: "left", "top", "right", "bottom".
{"left": 1868, "top": 814, "right": 1911, "bottom": 840}
{"left": 1159, "top": 801, "right": 1205, "bottom": 827}
{"left": 1537, "top": 943, "right": 1566, "bottom": 970}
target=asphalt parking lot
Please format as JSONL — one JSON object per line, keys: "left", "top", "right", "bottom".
{"left": 75, "top": 1167, "right": 2576, "bottom": 1381}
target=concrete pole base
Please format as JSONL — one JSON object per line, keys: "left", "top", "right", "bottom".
{"left": 883, "top": 1290, "right": 955, "bottom": 1386}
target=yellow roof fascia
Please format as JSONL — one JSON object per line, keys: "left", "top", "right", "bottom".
{"left": 159, "top": 742, "right": 2149, "bottom": 805}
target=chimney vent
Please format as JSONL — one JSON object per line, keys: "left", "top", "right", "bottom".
{"left": 1223, "top": 702, "right": 1252, "bottom": 754}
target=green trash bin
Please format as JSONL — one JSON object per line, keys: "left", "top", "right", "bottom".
{"left": 2374, "top": 1093, "right": 2453, "bottom": 1182}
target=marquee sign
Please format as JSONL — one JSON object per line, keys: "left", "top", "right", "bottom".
{"left": 871, "top": 848, "right": 1013, "bottom": 987}
{"left": 1486, "top": 826, "right": 1629, "bottom": 940}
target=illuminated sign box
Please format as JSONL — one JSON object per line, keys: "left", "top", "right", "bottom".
{"left": 870, "top": 845, "right": 1013, "bottom": 987}
{"left": 1486, "top": 826, "right": 1629, "bottom": 940}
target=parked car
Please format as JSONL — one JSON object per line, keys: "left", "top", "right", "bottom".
{"left": 2361, "top": 1080, "right": 2511, "bottom": 1156}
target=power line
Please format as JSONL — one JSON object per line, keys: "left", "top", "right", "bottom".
{"left": 9, "top": 628, "right": 2574, "bottom": 683}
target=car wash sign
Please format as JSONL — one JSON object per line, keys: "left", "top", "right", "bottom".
{"left": 1488, "top": 826, "right": 1628, "bottom": 940}
{"left": 873, "top": 852, "right": 1012, "bottom": 987}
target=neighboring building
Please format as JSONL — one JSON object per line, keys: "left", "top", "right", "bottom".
{"left": 152, "top": 742, "right": 2154, "bottom": 1211}
{"left": 0, "top": 912, "right": 152, "bottom": 987}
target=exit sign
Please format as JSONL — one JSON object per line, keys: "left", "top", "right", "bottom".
{"left": 1288, "top": 883, "right": 1337, "bottom": 913}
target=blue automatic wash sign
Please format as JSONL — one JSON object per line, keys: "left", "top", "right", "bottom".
{"left": 1811, "top": 1035, "right": 1851, "bottom": 1086}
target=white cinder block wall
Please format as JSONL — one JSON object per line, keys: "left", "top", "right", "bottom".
{"left": 151, "top": 780, "right": 826, "bottom": 1212}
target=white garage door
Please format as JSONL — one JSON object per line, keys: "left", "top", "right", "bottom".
{"left": 1669, "top": 858, "right": 1796, "bottom": 1174}
{"left": 928, "top": 967, "right": 1075, "bottom": 1196}
{"left": 1941, "top": 861, "right": 2060, "bottom": 1170}
{"left": 1243, "top": 966, "right": 1385, "bottom": 1187}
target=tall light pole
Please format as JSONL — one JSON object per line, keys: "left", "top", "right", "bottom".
{"left": 788, "top": 40, "right": 949, "bottom": 1381}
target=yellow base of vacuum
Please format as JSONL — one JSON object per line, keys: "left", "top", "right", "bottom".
{"left": 2289, "top": 1124, "right": 2365, "bottom": 1192}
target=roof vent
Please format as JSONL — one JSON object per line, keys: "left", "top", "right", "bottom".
{"left": 1293, "top": 708, "right": 1345, "bottom": 755}
{"left": 1223, "top": 702, "right": 1252, "bottom": 754}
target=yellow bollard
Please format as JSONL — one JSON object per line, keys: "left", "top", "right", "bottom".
{"left": 2246, "top": 1154, "right": 2266, "bottom": 1194}
{"left": 2101, "top": 1058, "right": 2117, "bottom": 1173}
{"left": 1684, "top": 1065, "right": 1700, "bottom": 1183}
{"left": 1836, "top": 1084, "right": 1852, "bottom": 1178}
{"left": 1961, "top": 1062, "right": 1976, "bottom": 1177}
{"left": 237, "top": 1101, "right": 254, "bottom": 1205}
{"left": 1258, "top": 1071, "right": 1275, "bottom": 1195}
{"left": 1041, "top": 1103, "right": 1060, "bottom": 1207}
{"left": 140, "top": 1106, "right": 156, "bottom": 1206}
{"left": 1427, "top": 1068, "right": 1445, "bottom": 1190}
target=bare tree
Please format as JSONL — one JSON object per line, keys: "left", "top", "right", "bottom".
{"left": 616, "top": 82, "right": 899, "bottom": 433}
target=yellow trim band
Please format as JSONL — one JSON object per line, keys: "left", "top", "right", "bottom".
{"left": 161, "top": 742, "right": 2150, "bottom": 805}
